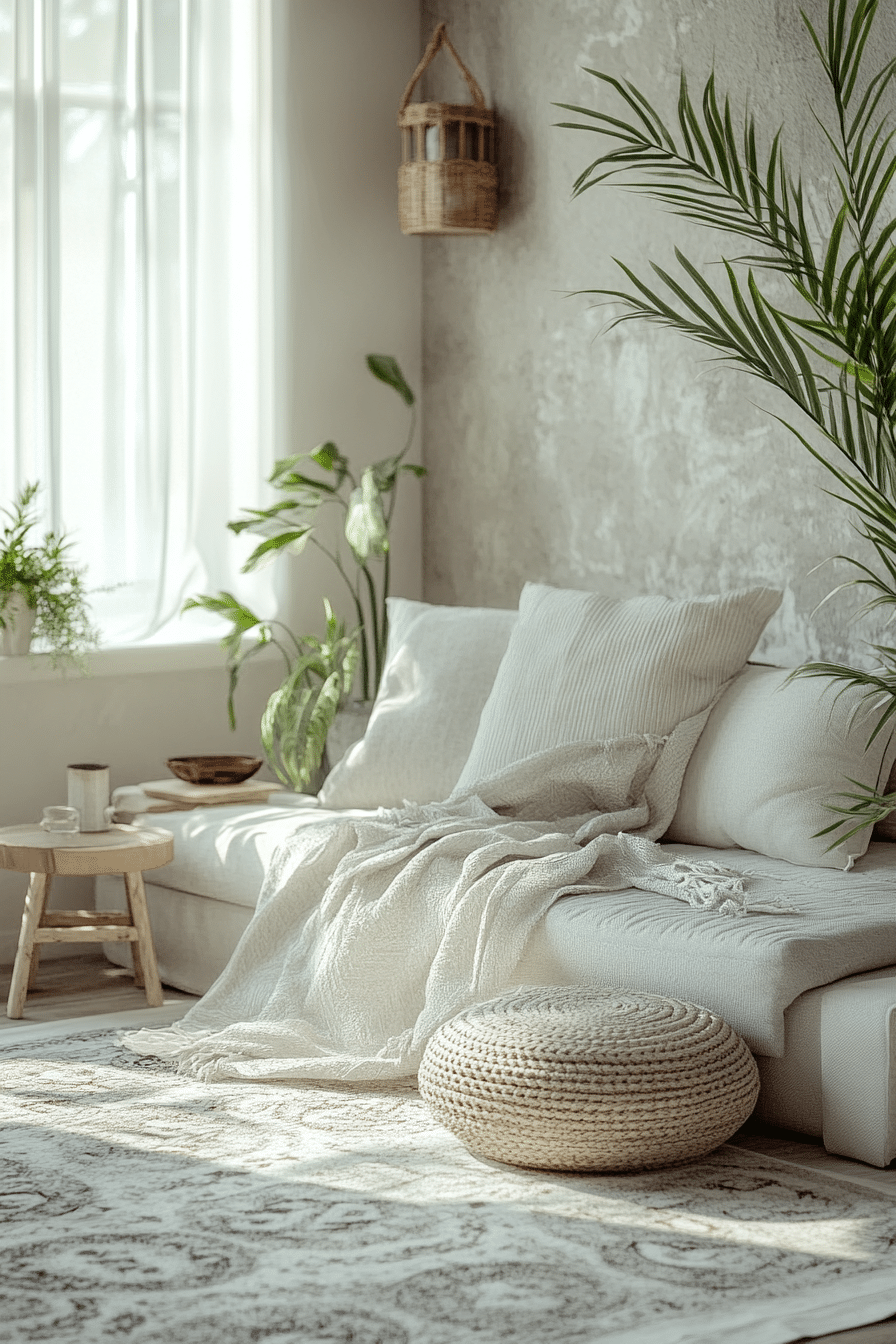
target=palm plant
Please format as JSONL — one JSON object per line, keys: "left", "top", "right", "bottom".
{"left": 556, "top": 0, "right": 896, "bottom": 843}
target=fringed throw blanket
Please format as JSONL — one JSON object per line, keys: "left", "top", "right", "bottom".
{"left": 124, "top": 721, "right": 793, "bottom": 1082}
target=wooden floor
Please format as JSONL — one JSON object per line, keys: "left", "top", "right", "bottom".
{"left": 0, "top": 950, "right": 197, "bottom": 1027}
{"left": 1, "top": 954, "right": 894, "bottom": 1344}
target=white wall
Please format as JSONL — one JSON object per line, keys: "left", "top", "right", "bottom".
{"left": 280, "top": 0, "right": 424, "bottom": 640}
{"left": 0, "top": 0, "right": 423, "bottom": 967}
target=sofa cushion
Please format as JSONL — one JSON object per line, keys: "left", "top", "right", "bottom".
{"left": 513, "top": 840, "right": 896, "bottom": 1057}
{"left": 872, "top": 757, "right": 896, "bottom": 840}
{"left": 126, "top": 800, "right": 374, "bottom": 907}
{"left": 456, "top": 582, "right": 782, "bottom": 790}
{"left": 319, "top": 597, "right": 517, "bottom": 809}
{"left": 665, "top": 665, "right": 896, "bottom": 870}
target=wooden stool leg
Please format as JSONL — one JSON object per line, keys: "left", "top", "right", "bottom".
{"left": 123, "top": 870, "right": 163, "bottom": 1007}
{"left": 27, "top": 945, "right": 41, "bottom": 990}
{"left": 7, "top": 873, "right": 51, "bottom": 1018}
{"left": 130, "top": 936, "right": 145, "bottom": 988}
{"left": 124, "top": 878, "right": 145, "bottom": 987}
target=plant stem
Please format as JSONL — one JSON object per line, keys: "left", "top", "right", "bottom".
{"left": 360, "top": 562, "right": 380, "bottom": 700}
{"left": 384, "top": 406, "right": 419, "bottom": 531}
{"left": 380, "top": 545, "right": 391, "bottom": 687}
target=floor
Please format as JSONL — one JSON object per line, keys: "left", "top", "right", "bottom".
{"left": 2, "top": 954, "right": 895, "bottom": 1344}
{"left": 0, "top": 950, "right": 197, "bottom": 1027}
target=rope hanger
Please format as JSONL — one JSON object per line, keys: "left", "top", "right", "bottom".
{"left": 398, "top": 22, "right": 487, "bottom": 112}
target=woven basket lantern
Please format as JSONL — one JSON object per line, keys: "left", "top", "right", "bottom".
{"left": 398, "top": 23, "right": 497, "bottom": 236}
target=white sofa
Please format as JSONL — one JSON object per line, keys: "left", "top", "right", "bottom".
{"left": 101, "top": 800, "right": 896, "bottom": 1167}
{"left": 104, "top": 590, "right": 896, "bottom": 1167}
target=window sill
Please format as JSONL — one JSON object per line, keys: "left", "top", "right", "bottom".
{"left": 0, "top": 640, "right": 281, "bottom": 684}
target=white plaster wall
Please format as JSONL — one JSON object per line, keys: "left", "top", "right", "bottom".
{"left": 280, "top": 0, "right": 423, "bottom": 640}
{"left": 0, "top": 0, "right": 422, "bottom": 967}
{"left": 420, "top": 0, "right": 895, "bottom": 670}
{"left": 0, "top": 651, "right": 287, "bottom": 966}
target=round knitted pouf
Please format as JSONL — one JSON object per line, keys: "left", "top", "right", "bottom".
{"left": 418, "top": 985, "right": 760, "bottom": 1171}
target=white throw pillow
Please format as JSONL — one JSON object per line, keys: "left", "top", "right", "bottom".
{"left": 665, "top": 664, "right": 896, "bottom": 869}
{"left": 318, "top": 598, "right": 517, "bottom": 809}
{"left": 455, "top": 582, "right": 782, "bottom": 790}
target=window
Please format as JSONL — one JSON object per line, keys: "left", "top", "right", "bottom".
{"left": 0, "top": 0, "right": 281, "bottom": 646}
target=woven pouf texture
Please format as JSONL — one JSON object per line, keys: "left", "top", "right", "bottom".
{"left": 418, "top": 986, "right": 760, "bottom": 1171}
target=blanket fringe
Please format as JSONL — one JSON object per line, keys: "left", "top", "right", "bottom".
{"left": 647, "top": 857, "right": 799, "bottom": 917}
{"left": 377, "top": 796, "right": 493, "bottom": 827}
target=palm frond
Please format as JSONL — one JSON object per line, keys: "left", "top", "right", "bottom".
{"left": 561, "top": 0, "right": 896, "bottom": 846}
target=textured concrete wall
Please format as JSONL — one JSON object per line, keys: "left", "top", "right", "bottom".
{"left": 419, "top": 0, "right": 895, "bottom": 667}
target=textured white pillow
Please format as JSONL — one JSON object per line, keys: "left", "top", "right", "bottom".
{"left": 318, "top": 598, "right": 517, "bottom": 809}
{"left": 455, "top": 582, "right": 782, "bottom": 790}
{"left": 665, "top": 664, "right": 896, "bottom": 869}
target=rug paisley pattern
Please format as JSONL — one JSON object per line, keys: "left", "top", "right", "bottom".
{"left": 1, "top": 1025, "right": 895, "bottom": 1344}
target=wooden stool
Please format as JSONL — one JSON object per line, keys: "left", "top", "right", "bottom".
{"left": 0, "top": 824, "right": 174, "bottom": 1019}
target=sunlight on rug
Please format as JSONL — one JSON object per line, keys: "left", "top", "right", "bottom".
{"left": 1, "top": 1015, "right": 895, "bottom": 1344}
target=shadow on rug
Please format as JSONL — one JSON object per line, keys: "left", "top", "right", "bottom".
{"left": 1, "top": 1020, "right": 895, "bottom": 1344}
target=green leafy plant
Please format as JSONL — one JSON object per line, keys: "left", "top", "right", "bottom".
{"left": 183, "top": 592, "right": 360, "bottom": 791}
{"left": 185, "top": 353, "right": 423, "bottom": 790}
{"left": 556, "top": 0, "right": 896, "bottom": 844}
{"left": 0, "top": 482, "right": 100, "bottom": 669}
{"left": 260, "top": 598, "right": 360, "bottom": 791}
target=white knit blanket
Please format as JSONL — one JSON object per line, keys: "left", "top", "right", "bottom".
{"left": 124, "top": 723, "right": 791, "bottom": 1082}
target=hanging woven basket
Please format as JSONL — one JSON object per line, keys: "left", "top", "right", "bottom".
{"left": 397, "top": 23, "right": 497, "bottom": 236}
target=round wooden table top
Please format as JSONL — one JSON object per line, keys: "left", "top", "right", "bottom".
{"left": 0, "top": 823, "right": 174, "bottom": 876}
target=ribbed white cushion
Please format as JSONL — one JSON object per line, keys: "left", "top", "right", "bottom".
{"left": 319, "top": 598, "right": 517, "bottom": 809}
{"left": 455, "top": 583, "right": 782, "bottom": 790}
{"left": 666, "top": 664, "right": 896, "bottom": 869}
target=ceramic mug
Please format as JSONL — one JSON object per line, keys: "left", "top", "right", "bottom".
{"left": 67, "top": 763, "right": 116, "bottom": 832}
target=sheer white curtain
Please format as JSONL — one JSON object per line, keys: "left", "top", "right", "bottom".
{"left": 0, "top": 0, "right": 280, "bottom": 646}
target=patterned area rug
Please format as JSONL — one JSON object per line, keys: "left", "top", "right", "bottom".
{"left": 2, "top": 1012, "right": 896, "bottom": 1344}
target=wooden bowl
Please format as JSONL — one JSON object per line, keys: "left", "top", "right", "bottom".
{"left": 166, "top": 756, "right": 263, "bottom": 786}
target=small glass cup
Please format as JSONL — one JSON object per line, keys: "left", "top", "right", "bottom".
{"left": 40, "top": 805, "right": 80, "bottom": 834}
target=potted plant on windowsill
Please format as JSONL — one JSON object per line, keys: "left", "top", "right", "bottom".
{"left": 185, "top": 354, "right": 425, "bottom": 792}
{"left": 0, "top": 482, "right": 100, "bottom": 668}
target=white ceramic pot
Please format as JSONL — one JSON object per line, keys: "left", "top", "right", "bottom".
{"left": 0, "top": 590, "right": 37, "bottom": 656}
{"left": 325, "top": 701, "right": 373, "bottom": 772}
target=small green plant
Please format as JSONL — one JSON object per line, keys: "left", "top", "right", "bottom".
{"left": 206, "top": 596, "right": 358, "bottom": 792}
{"left": 186, "top": 353, "right": 423, "bottom": 789}
{"left": 557, "top": 0, "right": 896, "bottom": 844}
{"left": 0, "top": 482, "right": 100, "bottom": 669}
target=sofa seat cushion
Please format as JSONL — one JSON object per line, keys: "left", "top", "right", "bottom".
{"left": 514, "top": 841, "right": 896, "bottom": 1058}
{"left": 129, "top": 800, "right": 375, "bottom": 908}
